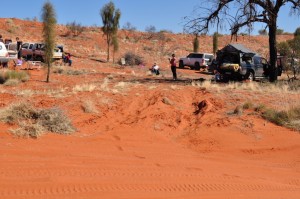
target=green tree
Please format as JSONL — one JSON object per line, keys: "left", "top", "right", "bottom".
{"left": 294, "top": 27, "right": 300, "bottom": 37}
{"left": 277, "top": 41, "right": 290, "bottom": 56}
{"left": 100, "top": 1, "right": 121, "bottom": 62}
{"left": 42, "top": 1, "right": 57, "bottom": 83}
{"left": 112, "top": 34, "right": 119, "bottom": 64}
{"left": 213, "top": 32, "right": 218, "bottom": 56}
{"left": 193, "top": 34, "right": 199, "bottom": 52}
{"left": 276, "top": 28, "right": 284, "bottom": 35}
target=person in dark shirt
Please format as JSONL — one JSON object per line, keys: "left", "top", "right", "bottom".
{"left": 169, "top": 53, "right": 177, "bottom": 80}
{"left": 16, "top": 37, "right": 23, "bottom": 59}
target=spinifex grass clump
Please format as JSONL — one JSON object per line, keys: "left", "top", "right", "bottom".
{"left": 262, "top": 106, "right": 300, "bottom": 131}
{"left": 0, "top": 103, "right": 75, "bottom": 138}
{"left": 0, "top": 70, "right": 29, "bottom": 84}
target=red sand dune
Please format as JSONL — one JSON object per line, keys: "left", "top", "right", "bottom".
{"left": 0, "top": 18, "right": 299, "bottom": 199}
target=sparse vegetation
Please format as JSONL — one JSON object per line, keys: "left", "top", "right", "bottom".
{"left": 242, "top": 102, "right": 254, "bottom": 110}
{"left": 0, "top": 70, "right": 29, "bottom": 84}
{"left": 262, "top": 106, "right": 300, "bottom": 131}
{"left": 82, "top": 100, "right": 98, "bottom": 113}
{"left": 66, "top": 21, "right": 85, "bottom": 36}
{"left": 52, "top": 66, "right": 86, "bottom": 75}
{"left": 0, "top": 103, "right": 75, "bottom": 138}
{"left": 123, "top": 52, "right": 144, "bottom": 66}
{"left": 233, "top": 105, "right": 243, "bottom": 115}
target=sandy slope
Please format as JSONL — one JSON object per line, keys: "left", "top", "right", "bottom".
{"left": 0, "top": 59, "right": 299, "bottom": 199}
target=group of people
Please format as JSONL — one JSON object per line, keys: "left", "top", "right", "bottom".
{"left": 149, "top": 53, "right": 177, "bottom": 80}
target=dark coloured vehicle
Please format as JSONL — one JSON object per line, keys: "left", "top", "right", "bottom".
{"left": 215, "top": 44, "right": 282, "bottom": 81}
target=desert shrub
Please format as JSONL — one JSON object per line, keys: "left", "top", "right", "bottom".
{"left": 0, "top": 103, "right": 38, "bottom": 124}
{"left": 0, "top": 73, "right": 5, "bottom": 84}
{"left": 255, "top": 104, "right": 266, "bottom": 112}
{"left": 233, "top": 105, "right": 243, "bottom": 115}
{"left": 242, "top": 102, "right": 254, "bottom": 110}
{"left": 0, "top": 103, "right": 75, "bottom": 137}
{"left": 4, "top": 79, "right": 20, "bottom": 86}
{"left": 38, "top": 108, "right": 75, "bottom": 134}
{"left": 0, "top": 70, "right": 29, "bottom": 84}
{"left": 123, "top": 52, "right": 144, "bottom": 66}
{"left": 81, "top": 100, "right": 97, "bottom": 113}
{"left": 52, "top": 66, "right": 85, "bottom": 75}
{"left": 11, "top": 122, "right": 44, "bottom": 138}
{"left": 162, "top": 97, "right": 173, "bottom": 105}
{"left": 262, "top": 106, "right": 300, "bottom": 131}
{"left": 66, "top": 21, "right": 85, "bottom": 36}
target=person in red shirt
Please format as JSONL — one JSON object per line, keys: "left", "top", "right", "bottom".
{"left": 169, "top": 53, "right": 177, "bottom": 80}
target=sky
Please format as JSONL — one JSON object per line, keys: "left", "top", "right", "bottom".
{"left": 1, "top": 0, "right": 300, "bottom": 35}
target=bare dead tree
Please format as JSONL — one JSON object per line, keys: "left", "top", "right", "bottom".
{"left": 184, "top": 0, "right": 300, "bottom": 82}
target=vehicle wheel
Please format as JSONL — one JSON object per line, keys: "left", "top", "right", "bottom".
{"left": 245, "top": 71, "right": 255, "bottom": 81}
{"left": 195, "top": 62, "right": 200, "bottom": 70}
{"left": 179, "top": 61, "right": 184, "bottom": 68}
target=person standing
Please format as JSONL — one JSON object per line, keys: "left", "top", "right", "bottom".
{"left": 16, "top": 37, "right": 22, "bottom": 60}
{"left": 169, "top": 53, "right": 177, "bottom": 80}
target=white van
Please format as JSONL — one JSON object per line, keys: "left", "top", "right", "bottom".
{"left": 0, "top": 42, "right": 9, "bottom": 67}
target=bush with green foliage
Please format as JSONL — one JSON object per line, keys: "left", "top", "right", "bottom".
{"left": 123, "top": 52, "right": 144, "bottom": 66}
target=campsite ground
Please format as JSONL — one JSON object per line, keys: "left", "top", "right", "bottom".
{"left": 0, "top": 18, "right": 299, "bottom": 198}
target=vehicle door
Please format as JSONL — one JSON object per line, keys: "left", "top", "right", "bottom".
{"left": 253, "top": 56, "right": 264, "bottom": 76}
{"left": 186, "top": 53, "right": 194, "bottom": 66}
{"left": 193, "top": 54, "right": 203, "bottom": 66}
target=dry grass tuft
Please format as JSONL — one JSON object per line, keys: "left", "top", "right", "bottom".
{"left": 73, "top": 84, "right": 97, "bottom": 92}
{"left": 82, "top": 100, "right": 98, "bottom": 113}
{"left": 0, "top": 103, "right": 75, "bottom": 137}
{"left": 262, "top": 105, "right": 300, "bottom": 131}
{"left": 162, "top": 97, "right": 173, "bottom": 105}
{"left": 0, "top": 70, "right": 29, "bottom": 84}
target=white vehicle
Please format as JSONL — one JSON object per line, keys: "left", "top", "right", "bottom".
{"left": 0, "top": 42, "right": 9, "bottom": 67}
{"left": 179, "top": 53, "right": 214, "bottom": 70}
{"left": 5, "top": 43, "right": 18, "bottom": 60}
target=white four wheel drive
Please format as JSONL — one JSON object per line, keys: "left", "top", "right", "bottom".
{"left": 179, "top": 53, "right": 214, "bottom": 70}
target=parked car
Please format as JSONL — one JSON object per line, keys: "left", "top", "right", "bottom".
{"left": 215, "top": 44, "right": 282, "bottom": 81}
{"left": 179, "top": 53, "right": 214, "bottom": 70}
{"left": 0, "top": 42, "right": 9, "bottom": 67}
{"left": 21, "top": 42, "right": 63, "bottom": 62}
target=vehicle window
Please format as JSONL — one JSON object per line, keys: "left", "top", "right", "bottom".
{"left": 22, "top": 43, "right": 29, "bottom": 49}
{"left": 0, "top": 45, "right": 2, "bottom": 50}
{"left": 205, "top": 55, "right": 213, "bottom": 61}
{"left": 29, "top": 44, "right": 34, "bottom": 49}
{"left": 194, "top": 54, "right": 203, "bottom": 58}
{"left": 253, "top": 57, "right": 261, "bottom": 64}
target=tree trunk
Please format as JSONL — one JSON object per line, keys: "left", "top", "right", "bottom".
{"left": 107, "top": 35, "right": 110, "bottom": 62}
{"left": 268, "top": 20, "right": 278, "bottom": 82}
{"left": 46, "top": 62, "right": 50, "bottom": 83}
